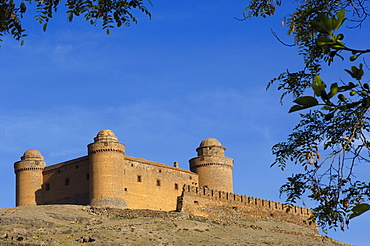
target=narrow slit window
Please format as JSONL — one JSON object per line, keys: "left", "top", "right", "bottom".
{"left": 174, "top": 183, "right": 179, "bottom": 190}
{"left": 156, "top": 179, "right": 161, "bottom": 187}
{"left": 65, "top": 178, "right": 70, "bottom": 186}
{"left": 137, "top": 175, "right": 142, "bottom": 182}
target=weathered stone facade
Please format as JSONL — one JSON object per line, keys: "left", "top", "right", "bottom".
{"left": 14, "top": 129, "right": 316, "bottom": 231}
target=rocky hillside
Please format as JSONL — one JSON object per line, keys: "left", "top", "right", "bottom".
{"left": 0, "top": 205, "right": 350, "bottom": 246}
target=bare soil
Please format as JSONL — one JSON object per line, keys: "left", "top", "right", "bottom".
{"left": 0, "top": 205, "right": 351, "bottom": 246}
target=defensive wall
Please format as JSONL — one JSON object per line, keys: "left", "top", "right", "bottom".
{"left": 38, "top": 155, "right": 198, "bottom": 211}
{"left": 119, "top": 156, "right": 198, "bottom": 211}
{"left": 177, "top": 185, "right": 317, "bottom": 232}
{"left": 14, "top": 129, "right": 316, "bottom": 231}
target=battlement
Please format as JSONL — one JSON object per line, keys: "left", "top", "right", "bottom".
{"left": 177, "top": 185, "right": 316, "bottom": 231}
{"left": 13, "top": 130, "right": 316, "bottom": 231}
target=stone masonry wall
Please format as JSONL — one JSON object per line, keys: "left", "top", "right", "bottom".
{"left": 40, "top": 155, "right": 199, "bottom": 211}
{"left": 121, "top": 156, "right": 198, "bottom": 211}
{"left": 177, "top": 185, "right": 317, "bottom": 232}
{"left": 42, "top": 157, "right": 90, "bottom": 205}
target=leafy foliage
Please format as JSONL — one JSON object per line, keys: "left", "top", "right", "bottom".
{"left": 0, "top": 0, "right": 151, "bottom": 44}
{"left": 245, "top": 0, "right": 370, "bottom": 230}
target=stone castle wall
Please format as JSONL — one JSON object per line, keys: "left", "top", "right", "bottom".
{"left": 14, "top": 130, "right": 315, "bottom": 231}
{"left": 39, "top": 154, "right": 199, "bottom": 211}
{"left": 122, "top": 156, "right": 198, "bottom": 211}
{"left": 42, "top": 156, "right": 90, "bottom": 205}
{"left": 177, "top": 185, "right": 317, "bottom": 232}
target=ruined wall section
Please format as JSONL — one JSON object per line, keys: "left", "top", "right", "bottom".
{"left": 42, "top": 156, "right": 90, "bottom": 205}
{"left": 177, "top": 185, "right": 317, "bottom": 232}
{"left": 123, "top": 156, "right": 198, "bottom": 211}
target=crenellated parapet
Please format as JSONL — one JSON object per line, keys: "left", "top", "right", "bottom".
{"left": 13, "top": 129, "right": 316, "bottom": 232}
{"left": 177, "top": 185, "right": 316, "bottom": 231}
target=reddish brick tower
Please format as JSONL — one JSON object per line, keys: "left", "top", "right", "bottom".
{"left": 189, "top": 138, "right": 233, "bottom": 192}
{"left": 14, "top": 149, "right": 46, "bottom": 206}
{"left": 88, "top": 130, "right": 126, "bottom": 208}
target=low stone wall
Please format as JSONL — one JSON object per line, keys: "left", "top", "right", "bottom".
{"left": 176, "top": 185, "right": 317, "bottom": 232}
{"left": 44, "top": 193, "right": 89, "bottom": 205}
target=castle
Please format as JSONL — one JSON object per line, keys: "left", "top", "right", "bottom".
{"left": 14, "top": 129, "right": 316, "bottom": 231}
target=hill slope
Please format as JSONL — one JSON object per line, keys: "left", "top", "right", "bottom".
{"left": 0, "top": 205, "right": 350, "bottom": 246}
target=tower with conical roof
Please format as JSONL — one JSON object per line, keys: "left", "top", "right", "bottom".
{"left": 189, "top": 138, "right": 233, "bottom": 192}
{"left": 14, "top": 149, "right": 46, "bottom": 206}
{"left": 88, "top": 129, "right": 126, "bottom": 208}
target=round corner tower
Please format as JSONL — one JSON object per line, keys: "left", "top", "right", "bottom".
{"left": 88, "top": 129, "right": 126, "bottom": 208}
{"left": 189, "top": 138, "right": 233, "bottom": 193}
{"left": 14, "top": 149, "right": 46, "bottom": 206}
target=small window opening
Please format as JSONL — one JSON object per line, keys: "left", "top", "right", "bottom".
{"left": 174, "top": 183, "right": 179, "bottom": 190}
{"left": 156, "top": 179, "right": 161, "bottom": 187}
{"left": 65, "top": 178, "right": 70, "bottom": 186}
{"left": 194, "top": 201, "right": 198, "bottom": 204}
{"left": 124, "top": 188, "right": 128, "bottom": 191}
{"left": 45, "top": 183, "right": 50, "bottom": 191}
{"left": 137, "top": 175, "right": 142, "bottom": 182}
{"left": 159, "top": 169, "right": 162, "bottom": 173}
{"left": 75, "top": 165, "right": 79, "bottom": 169}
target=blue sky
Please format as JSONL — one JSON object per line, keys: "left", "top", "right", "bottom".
{"left": 1, "top": 1, "right": 369, "bottom": 245}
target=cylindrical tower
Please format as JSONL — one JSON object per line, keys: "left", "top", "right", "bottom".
{"left": 88, "top": 129, "right": 126, "bottom": 208}
{"left": 14, "top": 149, "right": 46, "bottom": 206}
{"left": 189, "top": 138, "right": 233, "bottom": 192}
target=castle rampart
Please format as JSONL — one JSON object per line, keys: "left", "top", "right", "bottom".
{"left": 13, "top": 130, "right": 316, "bottom": 231}
{"left": 176, "top": 185, "right": 316, "bottom": 231}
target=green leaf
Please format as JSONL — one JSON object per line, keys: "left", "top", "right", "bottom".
{"left": 337, "top": 33, "right": 344, "bottom": 40}
{"left": 289, "top": 105, "right": 304, "bottom": 113}
{"left": 20, "top": 2, "right": 26, "bottom": 13}
{"left": 334, "top": 9, "right": 346, "bottom": 30}
{"left": 338, "top": 94, "right": 347, "bottom": 103}
{"left": 312, "top": 75, "right": 326, "bottom": 96}
{"left": 347, "top": 64, "right": 365, "bottom": 80}
{"left": 350, "top": 55, "right": 358, "bottom": 61}
{"left": 349, "top": 203, "right": 370, "bottom": 219}
{"left": 294, "top": 96, "right": 319, "bottom": 107}
{"left": 324, "top": 112, "right": 334, "bottom": 121}
{"left": 43, "top": 23, "right": 48, "bottom": 32}
{"left": 328, "top": 83, "right": 338, "bottom": 98}
{"left": 316, "top": 35, "right": 333, "bottom": 46}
